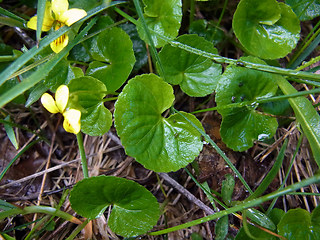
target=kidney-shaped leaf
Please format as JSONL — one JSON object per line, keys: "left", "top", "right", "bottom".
{"left": 277, "top": 208, "right": 320, "bottom": 240}
{"left": 233, "top": 0, "right": 300, "bottom": 59}
{"left": 137, "top": 0, "right": 182, "bottom": 48}
{"left": 68, "top": 76, "right": 112, "bottom": 136}
{"left": 158, "top": 34, "right": 222, "bottom": 97}
{"left": 286, "top": 0, "right": 320, "bottom": 21}
{"left": 70, "top": 176, "right": 160, "bottom": 237}
{"left": 86, "top": 27, "right": 135, "bottom": 92}
{"left": 216, "top": 57, "right": 279, "bottom": 151}
{"left": 114, "top": 74, "right": 204, "bottom": 172}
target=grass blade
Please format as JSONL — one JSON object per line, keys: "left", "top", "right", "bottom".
{"left": 0, "top": 6, "right": 26, "bottom": 23}
{"left": 246, "top": 139, "right": 288, "bottom": 201}
{"left": 0, "top": 18, "right": 97, "bottom": 108}
{"left": 277, "top": 77, "right": 320, "bottom": 167}
{"left": 36, "top": 0, "right": 47, "bottom": 42}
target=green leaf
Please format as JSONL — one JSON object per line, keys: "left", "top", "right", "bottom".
{"left": 36, "top": 0, "right": 47, "bottom": 42}
{"left": 189, "top": 19, "right": 225, "bottom": 45}
{"left": 215, "top": 216, "right": 229, "bottom": 240}
{"left": 216, "top": 56, "right": 279, "bottom": 151}
{"left": 121, "top": 23, "right": 148, "bottom": 71}
{"left": 277, "top": 208, "right": 320, "bottom": 240}
{"left": 69, "top": 0, "right": 103, "bottom": 11}
{"left": 114, "top": 74, "right": 204, "bottom": 172}
{"left": 4, "top": 116, "right": 18, "bottom": 149}
{"left": 69, "top": 175, "right": 160, "bottom": 237}
{"left": 277, "top": 77, "right": 320, "bottom": 167}
{"left": 244, "top": 208, "right": 276, "bottom": 230}
{"left": 235, "top": 223, "right": 277, "bottom": 240}
{"left": 68, "top": 76, "right": 111, "bottom": 136}
{"left": 221, "top": 174, "right": 235, "bottom": 206}
{"left": 311, "top": 205, "right": 320, "bottom": 227}
{"left": 137, "top": 0, "right": 182, "bottom": 48}
{"left": 286, "top": 0, "right": 320, "bottom": 21}
{"left": 0, "top": 199, "right": 18, "bottom": 211}
{"left": 233, "top": 0, "right": 300, "bottom": 59}
{"left": 158, "top": 34, "right": 222, "bottom": 97}
{"left": 86, "top": 27, "right": 135, "bottom": 92}
{"left": 268, "top": 208, "right": 285, "bottom": 226}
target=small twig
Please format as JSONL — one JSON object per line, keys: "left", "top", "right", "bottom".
{"left": 158, "top": 173, "right": 215, "bottom": 215}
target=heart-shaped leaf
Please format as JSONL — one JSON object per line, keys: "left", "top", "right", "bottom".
{"left": 277, "top": 207, "right": 320, "bottom": 239}
{"left": 233, "top": 0, "right": 300, "bottom": 59}
{"left": 286, "top": 0, "right": 320, "bottom": 21}
{"left": 158, "top": 34, "right": 222, "bottom": 97}
{"left": 68, "top": 76, "right": 112, "bottom": 136}
{"left": 86, "top": 27, "right": 135, "bottom": 92}
{"left": 137, "top": 0, "right": 182, "bottom": 48}
{"left": 114, "top": 74, "right": 204, "bottom": 172}
{"left": 216, "top": 56, "right": 279, "bottom": 151}
{"left": 70, "top": 176, "right": 160, "bottom": 237}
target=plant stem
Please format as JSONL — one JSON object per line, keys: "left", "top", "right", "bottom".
{"left": 149, "top": 174, "right": 320, "bottom": 235}
{"left": 66, "top": 219, "right": 90, "bottom": 240}
{"left": 76, "top": 132, "right": 89, "bottom": 178}
{"left": 0, "top": 206, "right": 82, "bottom": 224}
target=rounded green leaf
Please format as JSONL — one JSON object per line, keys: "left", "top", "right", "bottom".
{"left": 233, "top": 0, "right": 300, "bottom": 59}
{"left": 286, "top": 0, "right": 320, "bottom": 21}
{"left": 158, "top": 34, "right": 222, "bottom": 97}
{"left": 277, "top": 208, "right": 320, "bottom": 240}
{"left": 216, "top": 56, "right": 279, "bottom": 151}
{"left": 68, "top": 76, "right": 112, "bottom": 136}
{"left": 86, "top": 27, "right": 135, "bottom": 92}
{"left": 114, "top": 74, "right": 204, "bottom": 172}
{"left": 70, "top": 176, "right": 160, "bottom": 237}
{"left": 137, "top": 0, "right": 182, "bottom": 48}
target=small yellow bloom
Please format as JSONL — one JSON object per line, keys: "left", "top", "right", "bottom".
{"left": 27, "top": 0, "right": 87, "bottom": 53}
{"left": 41, "top": 85, "right": 81, "bottom": 134}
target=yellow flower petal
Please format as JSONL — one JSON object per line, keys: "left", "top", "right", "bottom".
{"left": 55, "top": 85, "right": 69, "bottom": 112}
{"left": 51, "top": 0, "right": 69, "bottom": 19}
{"left": 27, "top": 2, "right": 54, "bottom": 31}
{"left": 60, "top": 8, "right": 87, "bottom": 26}
{"left": 50, "top": 33, "right": 69, "bottom": 53}
{"left": 63, "top": 109, "right": 81, "bottom": 134}
{"left": 41, "top": 93, "right": 59, "bottom": 113}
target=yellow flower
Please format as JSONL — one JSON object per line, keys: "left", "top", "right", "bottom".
{"left": 27, "top": 0, "right": 87, "bottom": 53}
{"left": 41, "top": 85, "right": 81, "bottom": 134}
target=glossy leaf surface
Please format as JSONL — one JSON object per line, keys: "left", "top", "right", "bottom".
{"left": 244, "top": 208, "right": 276, "bottom": 230}
{"left": 158, "top": 34, "right": 222, "bottom": 97}
{"left": 70, "top": 175, "right": 160, "bottom": 237}
{"left": 189, "top": 19, "right": 225, "bottom": 45}
{"left": 137, "top": 0, "right": 182, "bottom": 48}
{"left": 216, "top": 57, "right": 279, "bottom": 151}
{"left": 277, "top": 207, "right": 320, "bottom": 240}
{"left": 286, "top": 0, "right": 320, "bottom": 21}
{"left": 86, "top": 27, "right": 135, "bottom": 92}
{"left": 68, "top": 76, "right": 112, "bottom": 136}
{"left": 233, "top": 0, "right": 300, "bottom": 59}
{"left": 221, "top": 174, "right": 234, "bottom": 206}
{"left": 114, "top": 74, "right": 204, "bottom": 172}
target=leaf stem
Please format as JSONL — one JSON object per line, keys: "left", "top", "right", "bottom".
{"left": 76, "top": 132, "right": 89, "bottom": 178}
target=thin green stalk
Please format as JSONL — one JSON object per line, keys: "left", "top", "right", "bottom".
{"left": 115, "top": 7, "right": 320, "bottom": 82}
{"left": 0, "top": 138, "right": 41, "bottom": 181}
{"left": 24, "top": 216, "right": 50, "bottom": 240}
{"left": 173, "top": 108, "right": 253, "bottom": 194}
{"left": 0, "top": 6, "right": 26, "bottom": 23}
{"left": 0, "top": 205, "right": 82, "bottom": 224}
{"left": 266, "top": 133, "right": 303, "bottom": 214}
{"left": 191, "top": 87, "right": 320, "bottom": 115}
{"left": 65, "top": 219, "right": 90, "bottom": 240}
{"left": 0, "top": 1, "right": 125, "bottom": 86}
{"left": 149, "top": 174, "right": 320, "bottom": 235}
{"left": 76, "top": 133, "right": 89, "bottom": 178}
{"left": 132, "top": 0, "right": 166, "bottom": 80}
{"left": 189, "top": 0, "right": 195, "bottom": 25}
{"left": 289, "top": 20, "right": 320, "bottom": 68}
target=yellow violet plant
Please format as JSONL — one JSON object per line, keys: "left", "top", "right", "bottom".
{"left": 27, "top": 0, "right": 87, "bottom": 53}
{"left": 41, "top": 85, "right": 81, "bottom": 134}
